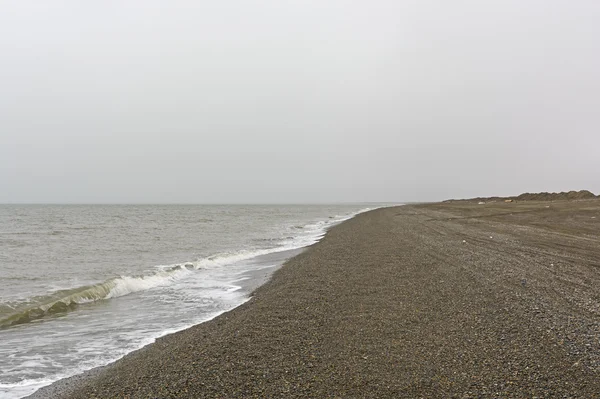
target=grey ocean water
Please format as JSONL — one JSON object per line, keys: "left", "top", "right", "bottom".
{"left": 0, "top": 204, "right": 375, "bottom": 398}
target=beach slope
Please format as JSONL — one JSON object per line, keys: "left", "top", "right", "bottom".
{"left": 35, "top": 201, "right": 600, "bottom": 398}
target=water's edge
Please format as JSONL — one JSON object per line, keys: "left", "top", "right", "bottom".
{"left": 24, "top": 246, "right": 306, "bottom": 399}
{"left": 22, "top": 206, "right": 395, "bottom": 398}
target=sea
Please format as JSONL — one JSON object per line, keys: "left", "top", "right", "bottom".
{"left": 0, "top": 204, "right": 378, "bottom": 398}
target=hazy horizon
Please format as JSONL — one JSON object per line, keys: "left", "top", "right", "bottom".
{"left": 0, "top": 192, "right": 595, "bottom": 205}
{"left": 2, "top": 1, "right": 599, "bottom": 203}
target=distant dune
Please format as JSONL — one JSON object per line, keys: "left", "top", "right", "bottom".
{"left": 445, "top": 190, "right": 598, "bottom": 203}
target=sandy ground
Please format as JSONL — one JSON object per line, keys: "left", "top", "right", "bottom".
{"left": 30, "top": 200, "right": 600, "bottom": 398}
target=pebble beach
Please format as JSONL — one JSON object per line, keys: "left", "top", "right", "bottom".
{"left": 30, "top": 200, "right": 600, "bottom": 398}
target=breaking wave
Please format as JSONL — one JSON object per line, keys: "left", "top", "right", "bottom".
{"left": 0, "top": 266, "right": 193, "bottom": 329}
{"left": 0, "top": 207, "right": 373, "bottom": 330}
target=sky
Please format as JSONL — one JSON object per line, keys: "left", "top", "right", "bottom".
{"left": 1, "top": 1, "right": 599, "bottom": 203}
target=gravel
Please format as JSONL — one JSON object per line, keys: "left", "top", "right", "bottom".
{"left": 30, "top": 200, "right": 600, "bottom": 398}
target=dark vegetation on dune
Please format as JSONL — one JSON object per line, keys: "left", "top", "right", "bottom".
{"left": 445, "top": 189, "right": 597, "bottom": 203}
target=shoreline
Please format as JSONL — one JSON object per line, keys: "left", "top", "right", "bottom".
{"left": 23, "top": 209, "right": 373, "bottom": 399}
{"left": 24, "top": 247, "right": 308, "bottom": 399}
{"left": 29, "top": 201, "right": 600, "bottom": 397}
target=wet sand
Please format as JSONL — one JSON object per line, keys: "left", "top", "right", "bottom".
{"left": 31, "top": 201, "right": 600, "bottom": 398}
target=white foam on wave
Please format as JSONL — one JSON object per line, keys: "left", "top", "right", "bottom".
{"left": 106, "top": 267, "right": 192, "bottom": 299}
{"left": 0, "top": 327, "right": 165, "bottom": 399}
{"left": 178, "top": 208, "right": 372, "bottom": 272}
{"left": 194, "top": 248, "right": 282, "bottom": 269}
{"left": 1, "top": 294, "right": 254, "bottom": 399}
{"left": 0, "top": 378, "right": 59, "bottom": 399}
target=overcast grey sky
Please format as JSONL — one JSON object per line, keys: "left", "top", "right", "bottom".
{"left": 1, "top": 1, "right": 599, "bottom": 203}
